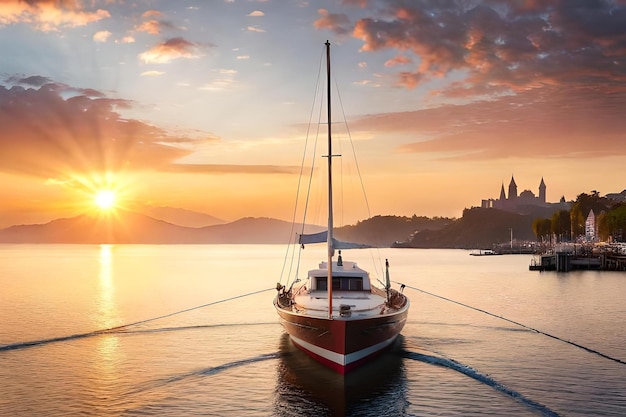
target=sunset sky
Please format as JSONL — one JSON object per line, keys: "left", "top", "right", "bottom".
{"left": 1, "top": 0, "right": 625, "bottom": 229}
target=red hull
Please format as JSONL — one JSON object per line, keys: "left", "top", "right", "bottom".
{"left": 275, "top": 301, "right": 408, "bottom": 374}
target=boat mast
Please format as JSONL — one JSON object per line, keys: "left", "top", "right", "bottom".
{"left": 326, "top": 40, "right": 333, "bottom": 320}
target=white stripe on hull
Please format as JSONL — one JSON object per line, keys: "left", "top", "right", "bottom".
{"left": 289, "top": 333, "right": 398, "bottom": 367}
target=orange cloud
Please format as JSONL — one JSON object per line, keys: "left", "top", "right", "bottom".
{"left": 351, "top": 1, "right": 626, "bottom": 96}
{"left": 93, "top": 30, "right": 112, "bottom": 42}
{"left": 384, "top": 55, "right": 412, "bottom": 67}
{"left": 136, "top": 19, "right": 162, "bottom": 35}
{"left": 164, "top": 164, "right": 299, "bottom": 175}
{"left": 138, "top": 37, "right": 206, "bottom": 64}
{"left": 0, "top": 0, "right": 110, "bottom": 31}
{"left": 142, "top": 10, "right": 163, "bottom": 18}
{"left": 0, "top": 77, "right": 217, "bottom": 181}
{"left": 351, "top": 86, "right": 626, "bottom": 161}
{"left": 314, "top": 8, "right": 351, "bottom": 35}
{"left": 135, "top": 19, "right": 177, "bottom": 35}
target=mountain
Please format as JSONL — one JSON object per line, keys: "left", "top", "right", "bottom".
{"left": 0, "top": 210, "right": 323, "bottom": 244}
{"left": 130, "top": 204, "right": 224, "bottom": 227}
{"left": 195, "top": 217, "right": 324, "bottom": 244}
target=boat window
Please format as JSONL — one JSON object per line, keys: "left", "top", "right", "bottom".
{"left": 315, "top": 276, "right": 363, "bottom": 291}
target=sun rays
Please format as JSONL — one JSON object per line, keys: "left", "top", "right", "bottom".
{"left": 94, "top": 190, "right": 117, "bottom": 210}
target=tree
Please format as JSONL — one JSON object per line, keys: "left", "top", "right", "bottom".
{"left": 569, "top": 192, "right": 611, "bottom": 240}
{"left": 551, "top": 210, "right": 571, "bottom": 242}
{"left": 532, "top": 218, "right": 551, "bottom": 242}
{"left": 599, "top": 204, "right": 626, "bottom": 242}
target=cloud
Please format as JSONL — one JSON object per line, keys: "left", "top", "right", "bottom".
{"left": 0, "top": 0, "right": 110, "bottom": 31}
{"left": 247, "top": 26, "right": 266, "bottom": 33}
{"left": 140, "top": 71, "right": 165, "bottom": 76}
{"left": 93, "top": 30, "right": 112, "bottom": 43}
{"left": 136, "top": 19, "right": 177, "bottom": 35}
{"left": 139, "top": 37, "right": 206, "bottom": 64}
{"left": 314, "top": 8, "right": 351, "bottom": 35}
{"left": 117, "top": 35, "right": 136, "bottom": 44}
{"left": 247, "top": 10, "right": 264, "bottom": 17}
{"left": 384, "top": 55, "right": 412, "bottom": 67}
{"left": 351, "top": 86, "right": 626, "bottom": 160}
{"left": 136, "top": 20, "right": 162, "bottom": 35}
{"left": 351, "top": 1, "right": 626, "bottom": 96}
{"left": 199, "top": 69, "right": 238, "bottom": 91}
{"left": 142, "top": 10, "right": 163, "bottom": 18}
{"left": 0, "top": 78, "right": 219, "bottom": 180}
{"left": 164, "top": 164, "right": 299, "bottom": 175}
{"left": 342, "top": 0, "right": 368, "bottom": 7}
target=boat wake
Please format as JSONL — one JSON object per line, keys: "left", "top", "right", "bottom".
{"left": 132, "top": 352, "right": 281, "bottom": 394}
{"left": 401, "top": 283, "right": 626, "bottom": 366}
{"left": 403, "top": 349, "right": 560, "bottom": 417}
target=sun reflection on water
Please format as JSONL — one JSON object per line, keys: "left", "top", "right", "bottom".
{"left": 98, "top": 244, "right": 120, "bottom": 330}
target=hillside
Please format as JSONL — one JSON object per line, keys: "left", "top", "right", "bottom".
{"left": 132, "top": 204, "right": 224, "bottom": 227}
{"left": 0, "top": 208, "right": 551, "bottom": 247}
{"left": 396, "top": 207, "right": 537, "bottom": 249}
{"left": 0, "top": 211, "right": 322, "bottom": 244}
{"left": 335, "top": 215, "right": 453, "bottom": 247}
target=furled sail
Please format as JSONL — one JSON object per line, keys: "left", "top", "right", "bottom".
{"left": 298, "top": 231, "right": 327, "bottom": 245}
{"left": 298, "top": 231, "right": 367, "bottom": 249}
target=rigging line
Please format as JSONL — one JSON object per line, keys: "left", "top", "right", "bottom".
{"left": 397, "top": 282, "right": 626, "bottom": 366}
{"left": 291, "top": 45, "right": 328, "bottom": 283}
{"left": 286, "top": 44, "right": 329, "bottom": 284}
{"left": 0, "top": 287, "right": 275, "bottom": 353}
{"left": 333, "top": 70, "right": 385, "bottom": 279}
{"left": 279, "top": 45, "right": 326, "bottom": 287}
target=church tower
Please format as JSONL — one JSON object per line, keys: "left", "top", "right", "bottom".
{"left": 499, "top": 183, "right": 506, "bottom": 200}
{"left": 539, "top": 177, "right": 546, "bottom": 203}
{"left": 508, "top": 175, "right": 517, "bottom": 200}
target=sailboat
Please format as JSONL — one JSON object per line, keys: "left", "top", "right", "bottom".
{"left": 274, "top": 41, "right": 410, "bottom": 374}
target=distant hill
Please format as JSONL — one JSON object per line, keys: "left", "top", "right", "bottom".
{"left": 606, "top": 189, "right": 626, "bottom": 203}
{"left": 0, "top": 210, "right": 323, "bottom": 244}
{"left": 195, "top": 217, "right": 324, "bottom": 244}
{"left": 0, "top": 207, "right": 556, "bottom": 247}
{"left": 130, "top": 204, "right": 224, "bottom": 227}
{"left": 396, "top": 207, "right": 538, "bottom": 249}
{"left": 335, "top": 215, "right": 453, "bottom": 247}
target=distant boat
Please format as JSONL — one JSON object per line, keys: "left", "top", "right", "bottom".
{"left": 470, "top": 249, "right": 501, "bottom": 256}
{"left": 274, "top": 41, "right": 410, "bottom": 374}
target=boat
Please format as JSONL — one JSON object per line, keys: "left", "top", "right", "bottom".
{"left": 469, "top": 249, "right": 501, "bottom": 256}
{"left": 273, "top": 41, "right": 410, "bottom": 374}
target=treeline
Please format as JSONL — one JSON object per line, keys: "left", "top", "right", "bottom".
{"left": 335, "top": 215, "right": 454, "bottom": 247}
{"left": 532, "top": 191, "right": 626, "bottom": 242}
{"left": 398, "top": 207, "right": 538, "bottom": 249}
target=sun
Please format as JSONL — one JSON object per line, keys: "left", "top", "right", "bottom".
{"left": 94, "top": 190, "right": 117, "bottom": 210}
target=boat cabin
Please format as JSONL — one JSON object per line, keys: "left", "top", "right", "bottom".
{"left": 307, "top": 260, "right": 372, "bottom": 292}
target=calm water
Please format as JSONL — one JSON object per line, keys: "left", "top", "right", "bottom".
{"left": 1, "top": 244, "right": 625, "bottom": 416}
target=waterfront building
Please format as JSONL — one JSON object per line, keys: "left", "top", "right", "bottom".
{"left": 585, "top": 209, "right": 597, "bottom": 241}
{"left": 481, "top": 176, "right": 552, "bottom": 213}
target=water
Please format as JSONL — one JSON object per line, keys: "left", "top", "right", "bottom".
{"left": 1, "top": 244, "right": 625, "bottom": 416}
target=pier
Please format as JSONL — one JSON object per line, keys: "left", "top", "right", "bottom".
{"left": 529, "top": 243, "right": 626, "bottom": 272}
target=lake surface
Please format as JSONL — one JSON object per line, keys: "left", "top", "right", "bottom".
{"left": 1, "top": 244, "right": 625, "bottom": 416}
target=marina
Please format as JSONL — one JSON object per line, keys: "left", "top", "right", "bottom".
{"left": 529, "top": 243, "right": 626, "bottom": 272}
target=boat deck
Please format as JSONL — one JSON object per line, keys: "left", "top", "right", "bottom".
{"left": 291, "top": 289, "right": 389, "bottom": 319}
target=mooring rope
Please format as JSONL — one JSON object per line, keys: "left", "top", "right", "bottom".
{"left": 397, "top": 282, "right": 626, "bottom": 366}
{"left": 0, "top": 287, "right": 275, "bottom": 352}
